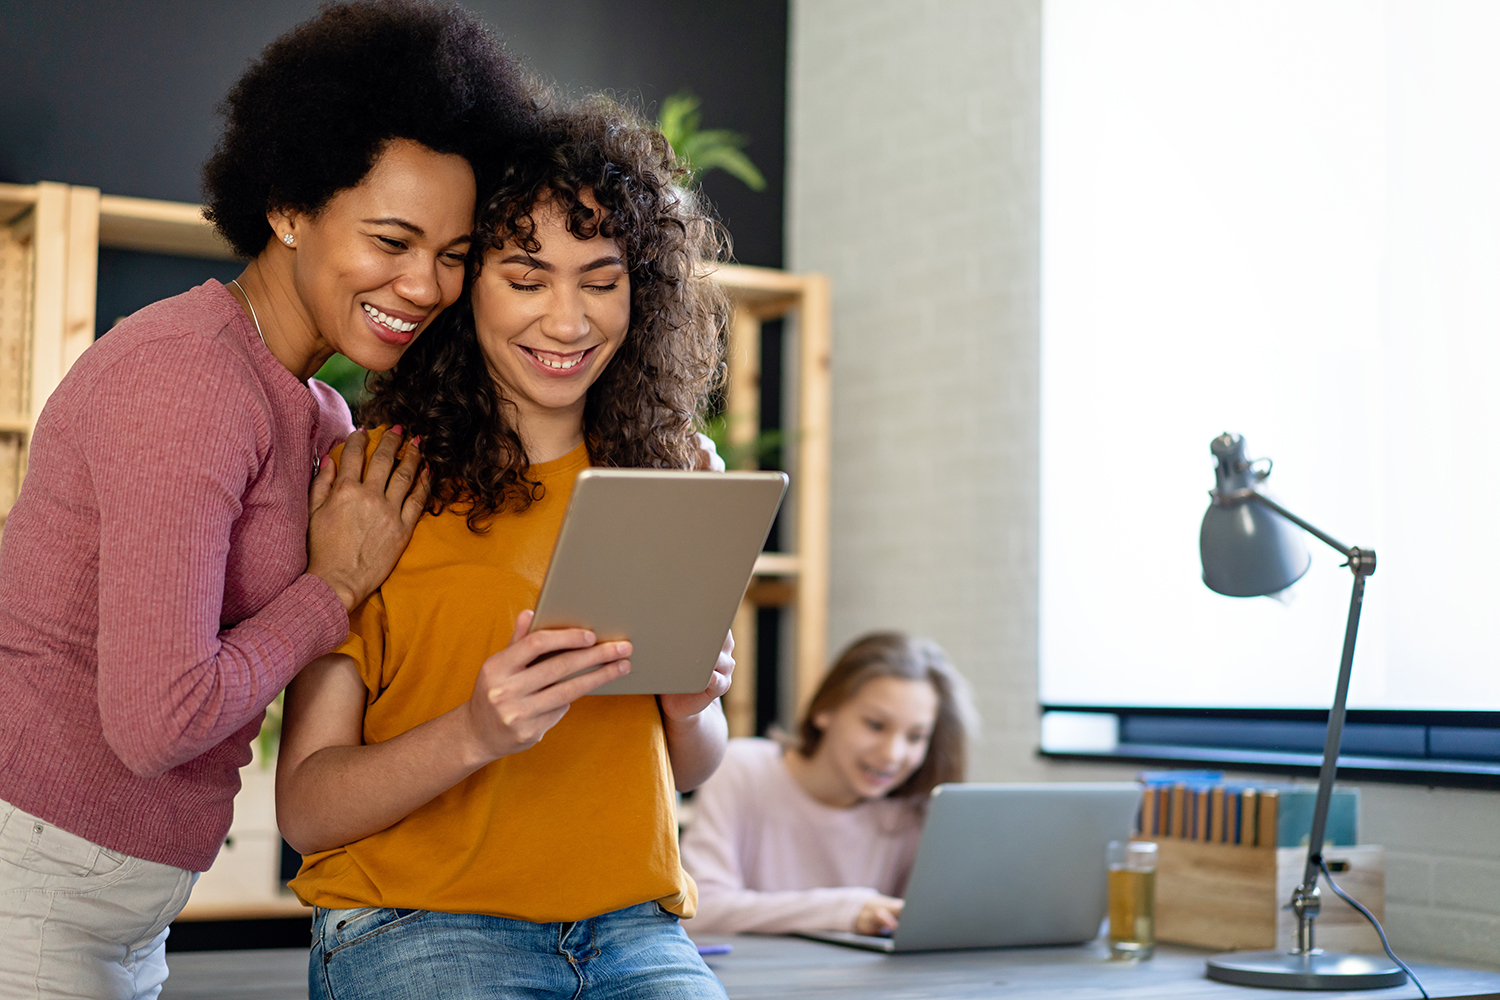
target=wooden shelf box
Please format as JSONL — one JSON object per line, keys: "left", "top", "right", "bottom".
{"left": 1139, "top": 838, "right": 1386, "bottom": 953}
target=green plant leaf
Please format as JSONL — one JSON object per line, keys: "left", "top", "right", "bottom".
{"left": 701, "top": 413, "right": 785, "bottom": 469}
{"left": 312, "top": 353, "right": 370, "bottom": 411}
{"left": 256, "top": 691, "right": 284, "bottom": 769}
{"left": 683, "top": 138, "right": 767, "bottom": 192}
{"left": 657, "top": 91, "right": 766, "bottom": 193}
{"left": 659, "top": 92, "right": 703, "bottom": 154}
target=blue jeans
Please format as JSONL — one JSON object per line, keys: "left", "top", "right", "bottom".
{"left": 309, "top": 901, "right": 728, "bottom": 1000}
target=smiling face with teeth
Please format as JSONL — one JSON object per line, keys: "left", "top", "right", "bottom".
{"left": 470, "top": 190, "right": 631, "bottom": 461}
{"left": 269, "top": 138, "right": 477, "bottom": 377}
{"left": 799, "top": 676, "right": 941, "bottom": 808}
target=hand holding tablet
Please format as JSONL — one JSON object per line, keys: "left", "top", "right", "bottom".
{"left": 658, "top": 629, "right": 736, "bottom": 722}
{"left": 465, "top": 610, "right": 633, "bottom": 760}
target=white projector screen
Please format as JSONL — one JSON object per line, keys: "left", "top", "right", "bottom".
{"left": 1039, "top": 0, "right": 1500, "bottom": 711}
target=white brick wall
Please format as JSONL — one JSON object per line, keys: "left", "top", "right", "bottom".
{"left": 1361, "top": 784, "right": 1500, "bottom": 966}
{"left": 788, "top": 0, "right": 1051, "bottom": 783}
{"left": 788, "top": 0, "right": 1500, "bottom": 969}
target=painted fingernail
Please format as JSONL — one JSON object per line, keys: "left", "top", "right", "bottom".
{"left": 391, "top": 425, "right": 404, "bottom": 436}
{"left": 409, "top": 435, "right": 422, "bottom": 449}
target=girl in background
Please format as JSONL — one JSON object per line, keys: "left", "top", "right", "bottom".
{"left": 276, "top": 98, "right": 734, "bottom": 999}
{"left": 680, "top": 632, "right": 976, "bottom": 936}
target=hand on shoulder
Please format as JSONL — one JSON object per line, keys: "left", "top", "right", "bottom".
{"left": 307, "top": 426, "right": 429, "bottom": 611}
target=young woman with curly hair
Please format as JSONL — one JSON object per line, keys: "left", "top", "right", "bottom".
{"left": 275, "top": 98, "right": 735, "bottom": 1000}
{"left": 680, "top": 632, "right": 977, "bottom": 937}
{"left": 0, "top": 4, "right": 534, "bottom": 997}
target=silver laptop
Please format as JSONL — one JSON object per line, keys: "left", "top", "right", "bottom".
{"left": 796, "top": 783, "right": 1140, "bottom": 952}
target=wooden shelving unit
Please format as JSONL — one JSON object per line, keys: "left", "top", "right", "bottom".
{"left": 0, "top": 182, "right": 97, "bottom": 528}
{"left": 0, "top": 182, "right": 831, "bottom": 916}
{"left": 718, "top": 262, "right": 831, "bottom": 738}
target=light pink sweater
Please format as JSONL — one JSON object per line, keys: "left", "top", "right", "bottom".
{"left": 679, "top": 737, "right": 924, "bottom": 934}
{"left": 0, "top": 281, "right": 352, "bottom": 872}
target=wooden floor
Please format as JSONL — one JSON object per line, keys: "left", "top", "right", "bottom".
{"left": 160, "top": 937, "right": 1500, "bottom": 1000}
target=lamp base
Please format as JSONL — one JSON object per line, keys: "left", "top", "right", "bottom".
{"left": 1206, "top": 950, "right": 1407, "bottom": 990}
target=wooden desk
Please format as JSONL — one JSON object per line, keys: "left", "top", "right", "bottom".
{"left": 158, "top": 937, "right": 1500, "bottom": 1000}
{"left": 692, "top": 935, "right": 1500, "bottom": 1000}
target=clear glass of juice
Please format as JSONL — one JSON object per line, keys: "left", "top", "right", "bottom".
{"left": 1107, "top": 840, "right": 1157, "bottom": 960}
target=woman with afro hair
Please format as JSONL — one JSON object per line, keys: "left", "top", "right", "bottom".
{"left": 0, "top": 3, "right": 535, "bottom": 997}
{"left": 274, "top": 96, "right": 734, "bottom": 999}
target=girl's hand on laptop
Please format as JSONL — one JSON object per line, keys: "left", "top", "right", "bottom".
{"left": 461, "top": 610, "right": 631, "bottom": 762}
{"left": 855, "top": 895, "right": 904, "bottom": 937}
{"left": 658, "top": 630, "right": 735, "bottom": 721}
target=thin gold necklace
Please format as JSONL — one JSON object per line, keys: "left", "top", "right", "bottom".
{"left": 230, "top": 279, "right": 319, "bottom": 479}
{"left": 228, "top": 278, "right": 269, "bottom": 353}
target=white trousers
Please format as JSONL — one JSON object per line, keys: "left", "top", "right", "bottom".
{"left": 0, "top": 797, "right": 198, "bottom": 1000}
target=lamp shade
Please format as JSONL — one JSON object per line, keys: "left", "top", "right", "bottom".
{"left": 1200, "top": 433, "right": 1311, "bottom": 597}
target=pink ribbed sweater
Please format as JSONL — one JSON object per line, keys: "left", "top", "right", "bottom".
{"left": 0, "top": 281, "right": 352, "bottom": 872}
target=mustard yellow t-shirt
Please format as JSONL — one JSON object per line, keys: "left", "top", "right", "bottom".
{"left": 289, "top": 436, "right": 695, "bottom": 921}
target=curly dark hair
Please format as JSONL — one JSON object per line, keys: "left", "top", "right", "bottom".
{"left": 362, "top": 96, "right": 731, "bottom": 530}
{"left": 203, "top": 0, "right": 538, "bottom": 259}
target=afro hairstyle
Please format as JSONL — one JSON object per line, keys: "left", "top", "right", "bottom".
{"left": 203, "top": 0, "right": 538, "bottom": 259}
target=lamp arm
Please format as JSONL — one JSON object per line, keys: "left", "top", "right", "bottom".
{"left": 1301, "top": 570, "right": 1366, "bottom": 900}
{"left": 1216, "top": 487, "right": 1355, "bottom": 560}
{"left": 1221, "top": 488, "right": 1378, "bottom": 953}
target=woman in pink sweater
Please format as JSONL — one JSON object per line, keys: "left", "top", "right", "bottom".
{"left": 680, "top": 632, "right": 977, "bottom": 937}
{"left": 0, "top": 4, "right": 536, "bottom": 998}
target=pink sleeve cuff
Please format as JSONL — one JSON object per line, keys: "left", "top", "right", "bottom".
{"left": 260, "top": 573, "right": 351, "bottom": 669}
{"left": 828, "top": 889, "right": 879, "bottom": 933}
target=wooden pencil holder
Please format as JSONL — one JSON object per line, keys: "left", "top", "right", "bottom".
{"left": 1133, "top": 837, "right": 1387, "bottom": 952}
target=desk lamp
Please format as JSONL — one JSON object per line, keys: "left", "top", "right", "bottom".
{"left": 1198, "top": 433, "right": 1405, "bottom": 990}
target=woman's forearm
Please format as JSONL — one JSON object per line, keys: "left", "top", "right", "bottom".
{"left": 662, "top": 698, "right": 728, "bottom": 792}
{"left": 689, "top": 885, "right": 878, "bottom": 935}
{"left": 279, "top": 626, "right": 634, "bottom": 856}
{"left": 277, "top": 703, "right": 489, "bottom": 856}
{"left": 99, "top": 576, "right": 348, "bottom": 778}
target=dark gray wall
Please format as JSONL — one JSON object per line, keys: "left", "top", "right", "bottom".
{"left": 1, "top": 0, "right": 786, "bottom": 269}
{"left": 2, "top": 0, "right": 793, "bottom": 735}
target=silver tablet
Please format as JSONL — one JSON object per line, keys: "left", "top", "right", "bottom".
{"left": 530, "top": 468, "right": 789, "bottom": 696}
